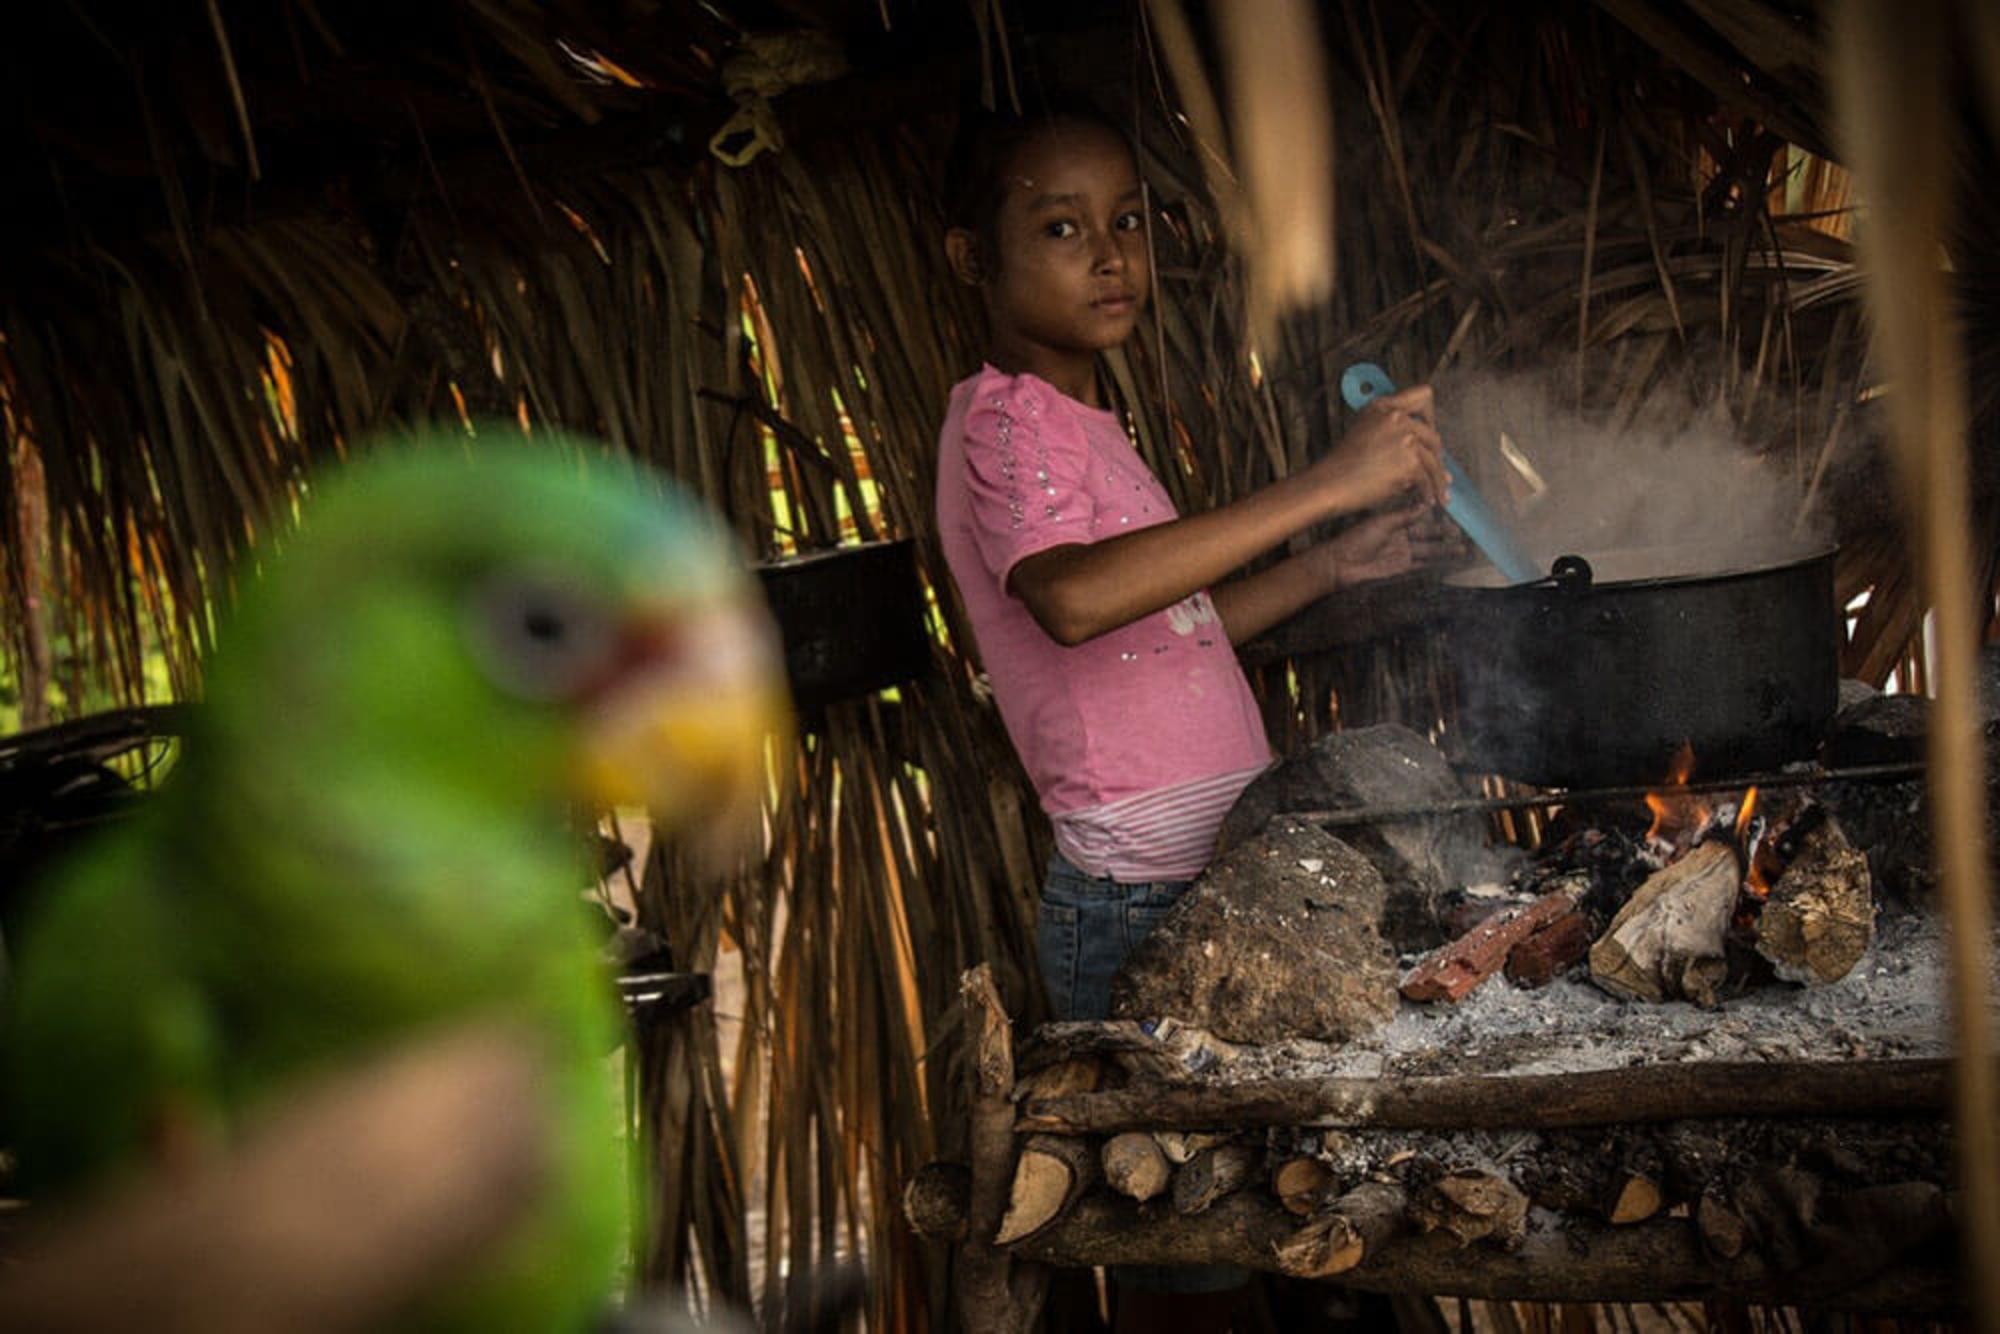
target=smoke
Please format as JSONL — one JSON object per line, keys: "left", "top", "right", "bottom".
{"left": 1432, "top": 369, "right": 1833, "bottom": 584}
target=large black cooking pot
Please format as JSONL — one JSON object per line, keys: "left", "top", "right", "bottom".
{"left": 1443, "top": 546, "right": 1840, "bottom": 788}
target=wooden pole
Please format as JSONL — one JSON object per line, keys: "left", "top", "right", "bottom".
{"left": 1017, "top": 1058, "right": 1960, "bottom": 1134}
{"left": 954, "top": 965, "right": 1047, "bottom": 1334}
{"left": 1005, "top": 1192, "right": 1959, "bottom": 1313}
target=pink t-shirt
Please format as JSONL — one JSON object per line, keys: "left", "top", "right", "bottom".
{"left": 935, "top": 366, "right": 1271, "bottom": 876}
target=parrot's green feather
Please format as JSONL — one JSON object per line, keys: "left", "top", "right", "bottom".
{"left": 4, "top": 435, "right": 780, "bottom": 1331}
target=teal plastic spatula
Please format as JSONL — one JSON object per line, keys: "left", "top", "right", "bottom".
{"left": 1339, "top": 362, "right": 1540, "bottom": 585}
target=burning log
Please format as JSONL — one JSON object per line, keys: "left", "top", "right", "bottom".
{"left": 1755, "top": 812, "right": 1874, "bottom": 985}
{"left": 904, "top": 1161, "right": 971, "bottom": 1241}
{"left": 1400, "top": 888, "right": 1580, "bottom": 1003}
{"left": 1172, "top": 1140, "right": 1260, "bottom": 1216}
{"left": 1100, "top": 1133, "right": 1170, "bottom": 1203}
{"left": 1409, "top": 1169, "right": 1530, "bottom": 1248}
{"left": 1589, "top": 839, "right": 1740, "bottom": 1005}
{"left": 1273, "top": 1180, "right": 1408, "bottom": 1277}
{"left": 994, "top": 1135, "right": 1099, "bottom": 1245}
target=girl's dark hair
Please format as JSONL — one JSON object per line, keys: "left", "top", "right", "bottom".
{"left": 941, "top": 95, "right": 1133, "bottom": 261}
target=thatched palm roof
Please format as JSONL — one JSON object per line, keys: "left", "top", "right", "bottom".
{"left": 4, "top": 2, "right": 1996, "bottom": 1329}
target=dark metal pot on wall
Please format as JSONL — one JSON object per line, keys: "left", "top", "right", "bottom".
{"left": 1443, "top": 546, "right": 1841, "bottom": 789}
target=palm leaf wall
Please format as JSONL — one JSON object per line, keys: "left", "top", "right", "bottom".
{"left": 3, "top": 3, "right": 1994, "bottom": 1332}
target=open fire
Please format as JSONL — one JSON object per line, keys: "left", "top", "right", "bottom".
{"left": 1403, "top": 743, "right": 1877, "bottom": 1010}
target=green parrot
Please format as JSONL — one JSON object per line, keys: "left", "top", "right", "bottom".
{"left": 2, "top": 436, "right": 789, "bottom": 1330}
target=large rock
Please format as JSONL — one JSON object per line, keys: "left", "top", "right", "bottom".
{"left": 1109, "top": 818, "right": 1399, "bottom": 1045}
{"left": 1215, "top": 724, "right": 1510, "bottom": 950}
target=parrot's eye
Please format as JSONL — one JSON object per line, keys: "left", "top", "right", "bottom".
{"left": 467, "top": 575, "right": 622, "bottom": 701}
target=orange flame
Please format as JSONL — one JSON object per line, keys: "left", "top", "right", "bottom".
{"left": 1737, "top": 786, "right": 1772, "bottom": 898}
{"left": 1644, "top": 741, "right": 1698, "bottom": 842}
{"left": 1734, "top": 785, "right": 1760, "bottom": 843}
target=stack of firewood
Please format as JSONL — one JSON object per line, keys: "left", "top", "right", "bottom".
{"left": 912, "top": 993, "right": 1963, "bottom": 1321}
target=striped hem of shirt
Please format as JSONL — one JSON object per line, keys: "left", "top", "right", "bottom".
{"left": 1051, "top": 763, "right": 1269, "bottom": 884}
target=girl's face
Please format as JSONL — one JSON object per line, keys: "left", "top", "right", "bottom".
{"left": 957, "top": 122, "right": 1150, "bottom": 380}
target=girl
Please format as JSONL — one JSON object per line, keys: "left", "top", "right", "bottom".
{"left": 933, "top": 103, "right": 1452, "bottom": 1321}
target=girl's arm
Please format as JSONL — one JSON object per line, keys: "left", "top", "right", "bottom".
{"left": 1208, "top": 549, "right": 1336, "bottom": 645}
{"left": 1209, "top": 502, "right": 1464, "bottom": 643}
{"left": 1009, "top": 387, "right": 1448, "bottom": 645}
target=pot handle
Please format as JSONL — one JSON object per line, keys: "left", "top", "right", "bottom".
{"left": 1550, "top": 554, "right": 1594, "bottom": 592}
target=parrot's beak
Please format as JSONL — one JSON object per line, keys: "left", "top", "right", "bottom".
{"left": 575, "top": 599, "right": 791, "bottom": 830}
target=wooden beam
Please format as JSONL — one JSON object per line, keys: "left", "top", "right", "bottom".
{"left": 1017, "top": 1058, "right": 1961, "bottom": 1134}
{"left": 1006, "top": 1192, "right": 1959, "bottom": 1313}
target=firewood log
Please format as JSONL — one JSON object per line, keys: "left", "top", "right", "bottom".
{"left": 1400, "top": 889, "right": 1578, "bottom": 1002}
{"left": 1153, "top": 1130, "right": 1229, "bottom": 1164}
{"left": 1273, "top": 1180, "right": 1407, "bottom": 1277}
{"left": 902, "top": 1161, "right": 971, "bottom": 1240}
{"left": 1016, "top": 1021, "right": 1184, "bottom": 1081}
{"left": 1589, "top": 840, "right": 1740, "bottom": 1006}
{"left": 1755, "top": 814, "right": 1873, "bottom": 984}
{"left": 1172, "top": 1141, "right": 1260, "bottom": 1216}
{"left": 1272, "top": 1156, "right": 1338, "bottom": 1216}
{"left": 1607, "top": 1174, "right": 1663, "bottom": 1225}
{"left": 993, "top": 1135, "right": 1099, "bottom": 1245}
{"left": 1409, "top": 1169, "right": 1529, "bottom": 1249}
{"left": 1505, "top": 910, "right": 1595, "bottom": 988}
{"left": 1101, "top": 1133, "right": 1170, "bottom": 1203}
{"left": 1012, "top": 1057, "right": 1104, "bottom": 1101}
{"left": 1697, "top": 1191, "right": 1749, "bottom": 1259}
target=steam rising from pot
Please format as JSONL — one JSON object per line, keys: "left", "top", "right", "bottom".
{"left": 1435, "top": 371, "right": 1832, "bottom": 581}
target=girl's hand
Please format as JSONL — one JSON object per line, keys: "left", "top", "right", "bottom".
{"left": 1309, "top": 384, "right": 1449, "bottom": 513}
{"left": 1308, "top": 501, "right": 1467, "bottom": 592}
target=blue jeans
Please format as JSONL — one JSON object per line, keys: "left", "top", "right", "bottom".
{"left": 1035, "top": 854, "right": 1249, "bottom": 1295}
{"left": 1037, "top": 855, "right": 1190, "bottom": 1022}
